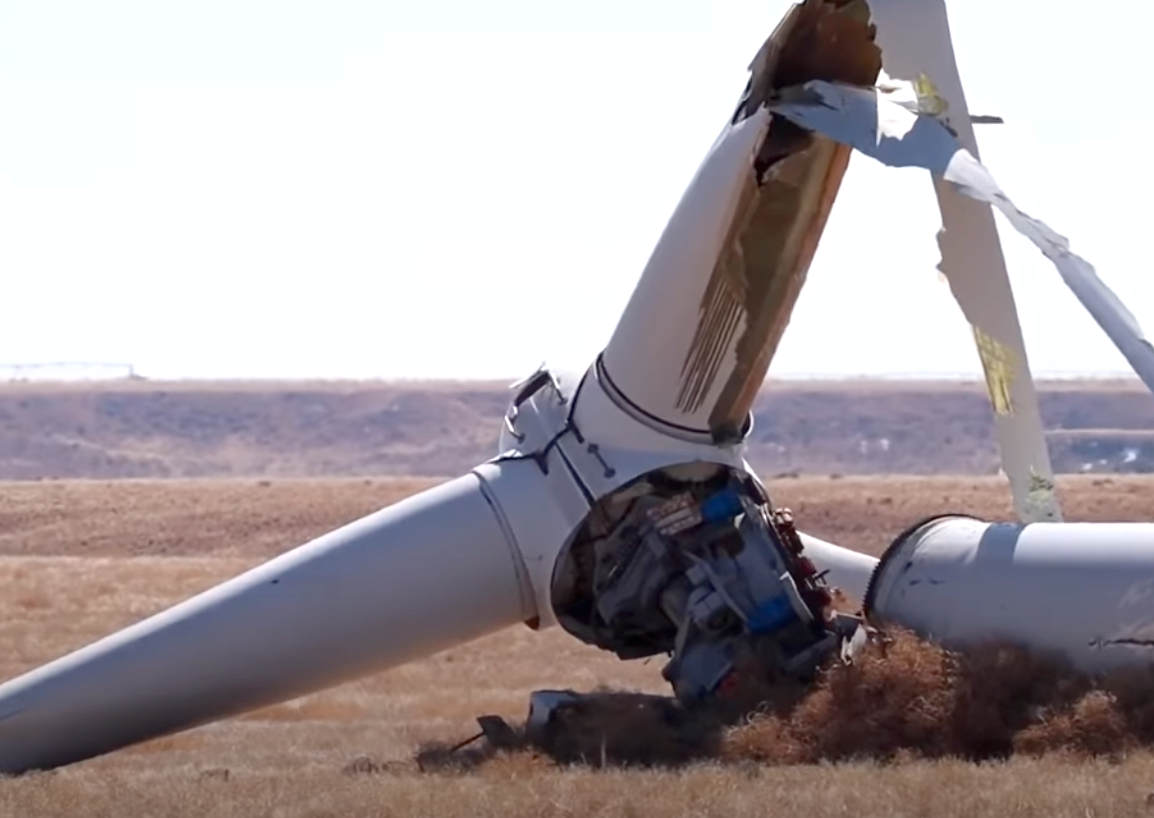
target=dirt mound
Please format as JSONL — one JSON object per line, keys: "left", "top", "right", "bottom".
{"left": 417, "top": 630, "right": 1154, "bottom": 772}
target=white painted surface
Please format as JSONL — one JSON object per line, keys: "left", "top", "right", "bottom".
{"left": 599, "top": 109, "right": 772, "bottom": 439}
{"left": 869, "top": 516, "right": 1154, "bottom": 672}
{"left": 799, "top": 533, "right": 879, "bottom": 605}
{"left": 0, "top": 472, "right": 531, "bottom": 773}
{"left": 867, "top": 0, "right": 1061, "bottom": 523}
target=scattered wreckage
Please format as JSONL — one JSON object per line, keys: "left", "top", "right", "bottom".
{"left": 3, "top": 0, "right": 1154, "bottom": 774}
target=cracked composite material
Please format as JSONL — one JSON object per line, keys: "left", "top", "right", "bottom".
{"left": 674, "top": 0, "right": 882, "bottom": 439}
{"left": 764, "top": 77, "right": 1154, "bottom": 399}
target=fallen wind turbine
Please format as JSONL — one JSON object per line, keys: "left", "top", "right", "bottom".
{"left": 2, "top": 0, "right": 1154, "bottom": 775}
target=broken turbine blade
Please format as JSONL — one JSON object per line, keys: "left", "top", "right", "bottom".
{"left": 598, "top": 0, "right": 882, "bottom": 446}
{"left": 847, "top": 0, "right": 1061, "bottom": 524}
{"left": 768, "top": 76, "right": 1154, "bottom": 420}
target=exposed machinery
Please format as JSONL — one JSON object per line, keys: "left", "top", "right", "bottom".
{"left": 2, "top": 0, "right": 1154, "bottom": 774}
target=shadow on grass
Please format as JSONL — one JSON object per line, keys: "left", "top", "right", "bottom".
{"left": 406, "top": 629, "right": 1154, "bottom": 774}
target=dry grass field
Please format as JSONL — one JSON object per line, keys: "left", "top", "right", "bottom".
{"left": 3, "top": 475, "right": 1154, "bottom": 816}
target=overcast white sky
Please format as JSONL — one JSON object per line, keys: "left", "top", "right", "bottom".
{"left": 1, "top": 0, "right": 1149, "bottom": 381}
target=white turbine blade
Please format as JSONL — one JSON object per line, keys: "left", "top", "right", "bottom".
{"left": 797, "top": 532, "right": 879, "bottom": 604}
{"left": 867, "top": 516, "right": 1154, "bottom": 674}
{"left": 1046, "top": 252, "right": 1154, "bottom": 394}
{"left": 600, "top": 0, "right": 882, "bottom": 445}
{"left": 769, "top": 76, "right": 1154, "bottom": 523}
{"left": 868, "top": 0, "right": 1154, "bottom": 425}
{"left": 0, "top": 471, "right": 537, "bottom": 774}
{"left": 773, "top": 77, "right": 1154, "bottom": 421}
{"left": 852, "top": 0, "right": 1060, "bottom": 523}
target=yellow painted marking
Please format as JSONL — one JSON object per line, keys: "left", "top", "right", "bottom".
{"left": 973, "top": 325, "right": 1016, "bottom": 416}
{"left": 913, "top": 72, "right": 949, "bottom": 118}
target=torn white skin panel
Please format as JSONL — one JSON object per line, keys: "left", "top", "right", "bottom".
{"left": 598, "top": 0, "right": 883, "bottom": 445}
{"left": 767, "top": 79, "right": 1154, "bottom": 398}
{"left": 823, "top": 0, "right": 1060, "bottom": 525}
{"left": 769, "top": 78, "right": 1154, "bottom": 522}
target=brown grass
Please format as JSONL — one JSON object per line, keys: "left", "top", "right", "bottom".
{"left": 1, "top": 473, "right": 1149, "bottom": 561}
{"left": 0, "top": 477, "right": 432, "bottom": 558}
{"left": 4, "top": 476, "right": 1154, "bottom": 816}
{"left": 720, "top": 631, "right": 1154, "bottom": 764}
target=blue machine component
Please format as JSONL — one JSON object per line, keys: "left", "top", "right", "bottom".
{"left": 583, "top": 471, "right": 842, "bottom": 706}
{"left": 700, "top": 487, "right": 744, "bottom": 525}
{"left": 746, "top": 595, "right": 798, "bottom": 634}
